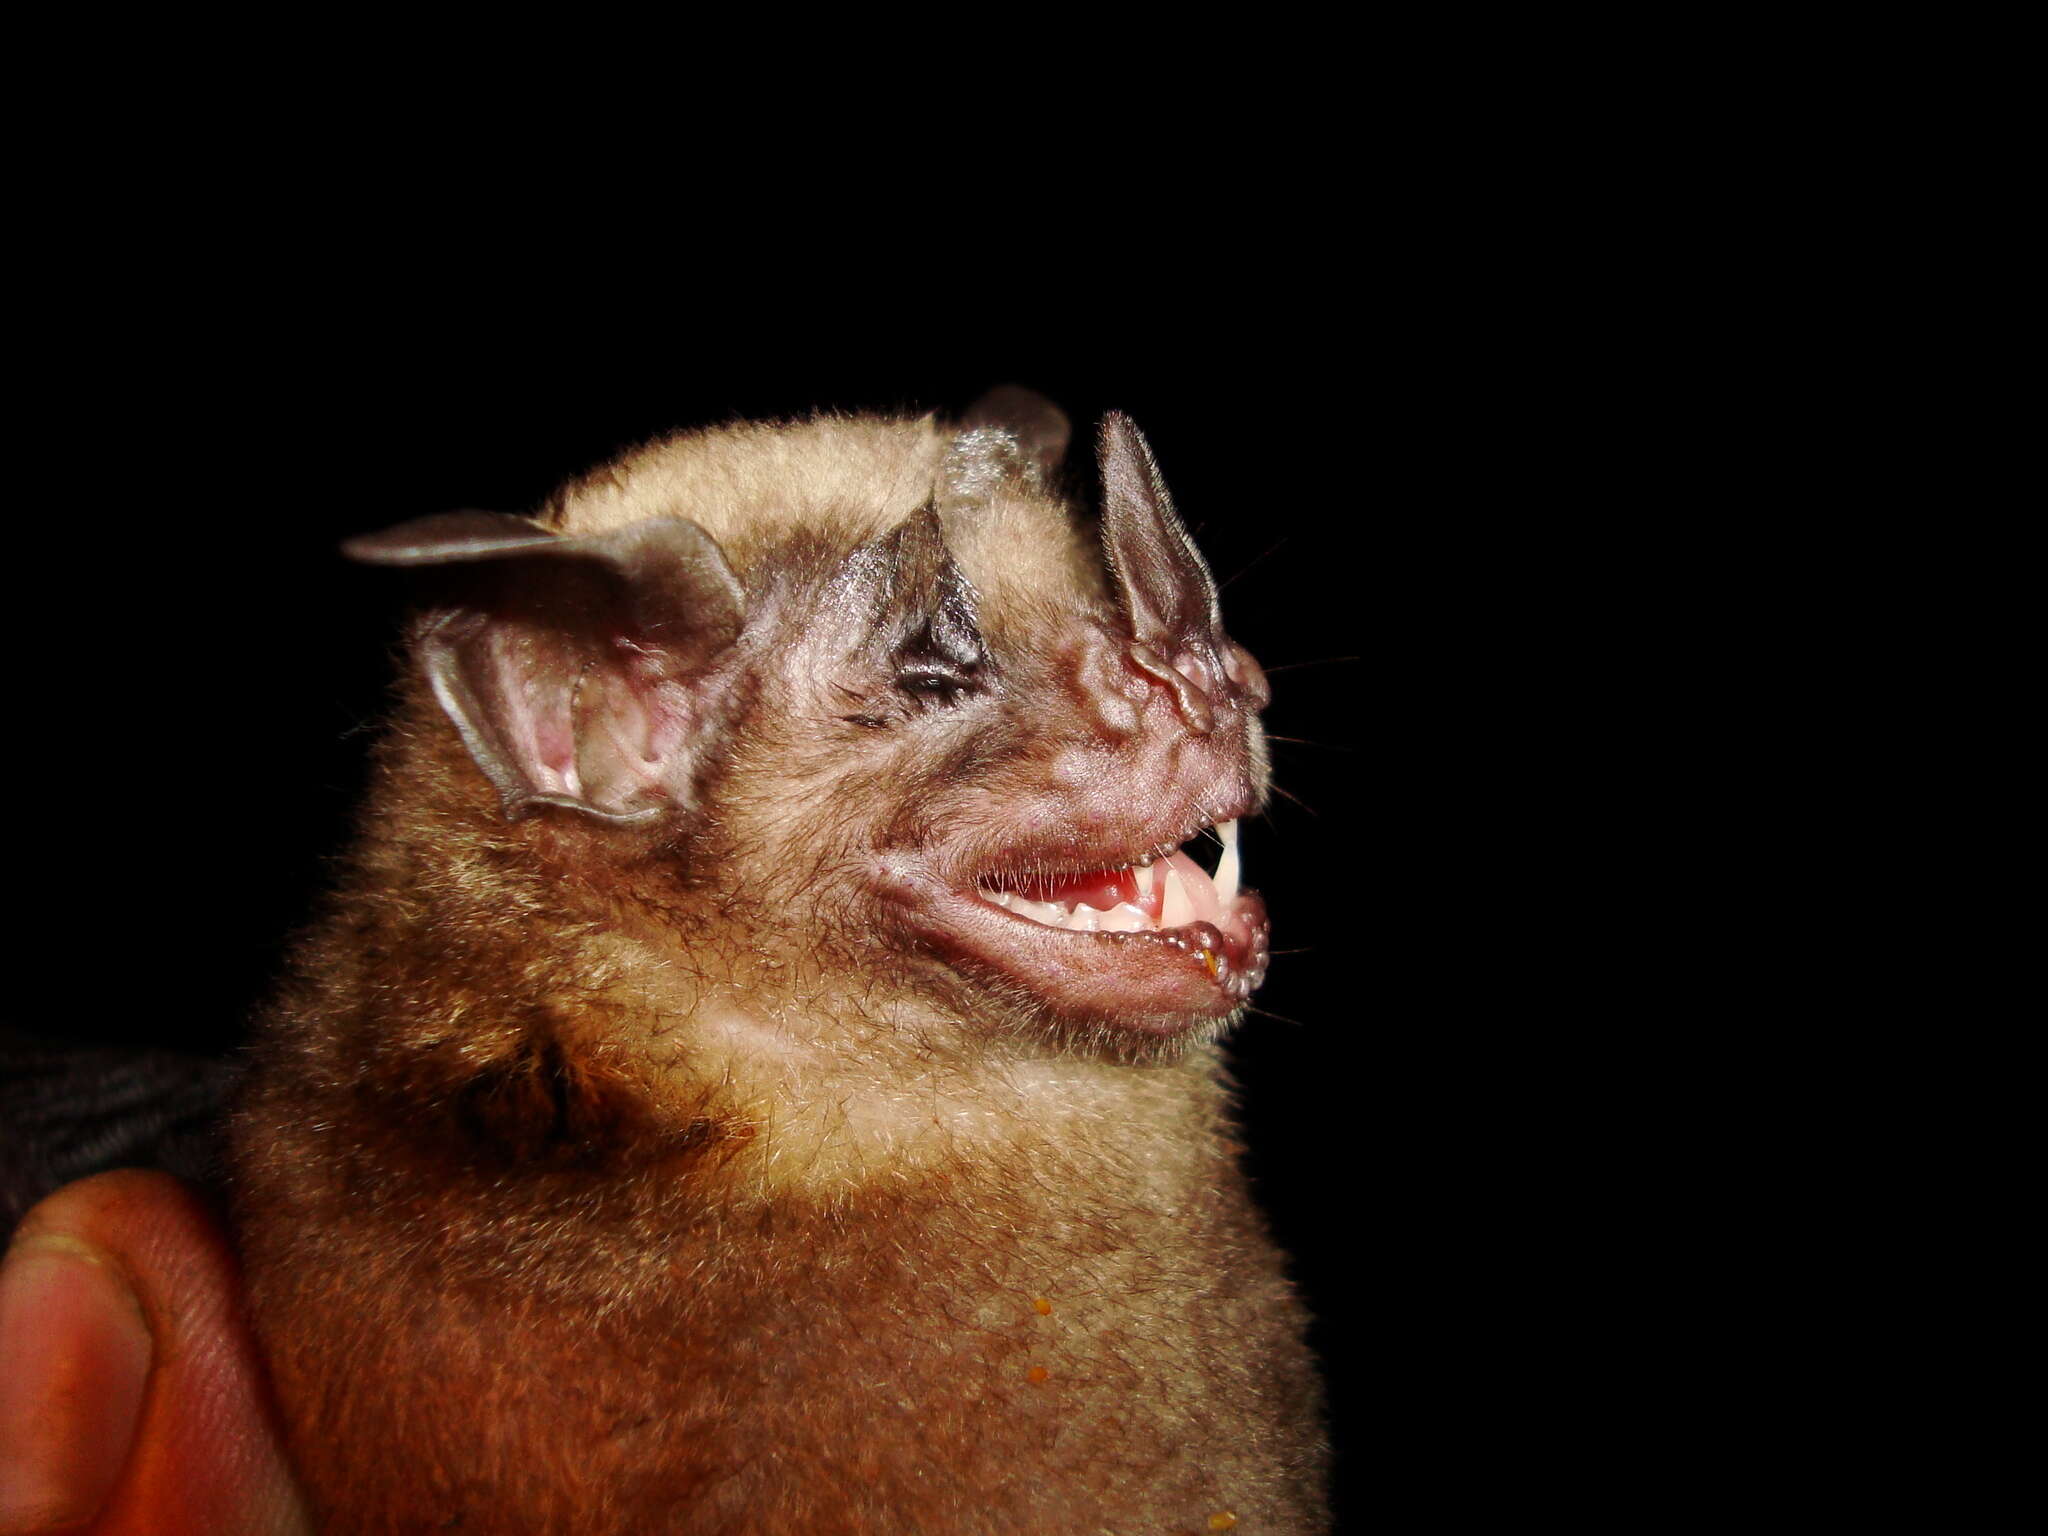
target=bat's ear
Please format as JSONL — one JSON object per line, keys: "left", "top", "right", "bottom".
{"left": 1097, "top": 411, "right": 1222, "bottom": 653}
{"left": 961, "top": 385, "right": 1071, "bottom": 481}
{"left": 346, "top": 512, "right": 746, "bottom": 825}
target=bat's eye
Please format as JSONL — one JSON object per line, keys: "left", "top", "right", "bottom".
{"left": 896, "top": 666, "right": 976, "bottom": 706}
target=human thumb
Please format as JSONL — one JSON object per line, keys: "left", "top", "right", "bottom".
{"left": 0, "top": 1170, "right": 309, "bottom": 1535}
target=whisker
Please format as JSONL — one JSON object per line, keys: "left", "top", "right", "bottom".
{"left": 1266, "top": 735, "right": 1355, "bottom": 752}
{"left": 1267, "top": 783, "right": 1320, "bottom": 818}
{"left": 1240, "top": 1002, "right": 1311, "bottom": 1028}
{"left": 1263, "top": 656, "right": 1361, "bottom": 675}
{"left": 1218, "top": 537, "right": 1292, "bottom": 593}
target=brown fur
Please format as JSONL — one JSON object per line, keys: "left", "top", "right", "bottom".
{"left": 232, "top": 410, "right": 1326, "bottom": 1533}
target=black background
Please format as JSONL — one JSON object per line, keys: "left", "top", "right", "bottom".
{"left": 8, "top": 87, "right": 1802, "bottom": 1534}
{"left": 49, "top": 319, "right": 1381, "bottom": 1520}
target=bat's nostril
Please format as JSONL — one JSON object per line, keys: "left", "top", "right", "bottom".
{"left": 1126, "top": 640, "right": 1217, "bottom": 736}
{"left": 1223, "top": 644, "right": 1271, "bottom": 710}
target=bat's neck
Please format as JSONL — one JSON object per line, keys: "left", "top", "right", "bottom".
{"left": 250, "top": 872, "right": 1239, "bottom": 1231}
{"left": 677, "top": 990, "right": 1234, "bottom": 1199}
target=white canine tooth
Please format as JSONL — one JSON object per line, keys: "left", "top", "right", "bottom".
{"left": 1160, "top": 863, "right": 1195, "bottom": 928}
{"left": 1214, "top": 818, "right": 1240, "bottom": 905}
{"left": 1135, "top": 863, "right": 1158, "bottom": 897}
{"left": 1098, "top": 902, "right": 1151, "bottom": 933}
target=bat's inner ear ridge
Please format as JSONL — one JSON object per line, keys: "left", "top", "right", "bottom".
{"left": 349, "top": 513, "right": 747, "bottom": 825}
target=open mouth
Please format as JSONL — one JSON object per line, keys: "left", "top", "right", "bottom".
{"left": 880, "top": 807, "right": 1272, "bottom": 1033}
{"left": 978, "top": 819, "right": 1241, "bottom": 931}
{"left": 946, "top": 817, "right": 1271, "bottom": 1023}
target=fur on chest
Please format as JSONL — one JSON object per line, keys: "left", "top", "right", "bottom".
{"left": 241, "top": 1149, "right": 1324, "bottom": 1534}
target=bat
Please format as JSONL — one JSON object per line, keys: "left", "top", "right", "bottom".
{"left": 228, "top": 387, "right": 1327, "bottom": 1533}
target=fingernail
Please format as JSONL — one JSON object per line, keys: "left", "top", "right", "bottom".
{"left": 0, "top": 1234, "right": 154, "bottom": 1534}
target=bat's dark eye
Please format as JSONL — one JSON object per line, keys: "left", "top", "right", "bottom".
{"left": 896, "top": 667, "right": 976, "bottom": 706}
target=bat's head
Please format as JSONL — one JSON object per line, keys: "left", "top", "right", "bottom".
{"left": 349, "top": 391, "right": 1272, "bottom": 1054}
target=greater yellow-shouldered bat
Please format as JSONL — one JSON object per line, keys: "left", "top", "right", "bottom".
{"left": 230, "top": 388, "right": 1327, "bottom": 1532}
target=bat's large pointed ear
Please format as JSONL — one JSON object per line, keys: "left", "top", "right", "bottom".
{"left": 1097, "top": 411, "right": 1223, "bottom": 653}
{"left": 961, "top": 385, "right": 1071, "bottom": 482}
{"left": 346, "top": 512, "right": 746, "bottom": 825}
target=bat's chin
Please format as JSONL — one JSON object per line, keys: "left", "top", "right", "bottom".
{"left": 878, "top": 818, "right": 1272, "bottom": 1037}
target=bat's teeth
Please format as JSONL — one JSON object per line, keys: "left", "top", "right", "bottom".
{"left": 1159, "top": 862, "right": 1197, "bottom": 928}
{"left": 977, "top": 852, "right": 1226, "bottom": 937}
{"left": 1096, "top": 902, "right": 1151, "bottom": 932}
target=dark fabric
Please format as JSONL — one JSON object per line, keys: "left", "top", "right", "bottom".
{"left": 0, "top": 1030, "right": 239, "bottom": 1239}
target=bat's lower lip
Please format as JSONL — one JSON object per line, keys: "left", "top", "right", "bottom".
{"left": 888, "top": 875, "right": 1271, "bottom": 1034}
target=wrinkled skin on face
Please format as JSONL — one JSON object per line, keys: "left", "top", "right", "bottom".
{"left": 734, "top": 534, "right": 1272, "bottom": 1050}
{"left": 361, "top": 411, "right": 1275, "bottom": 1058}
